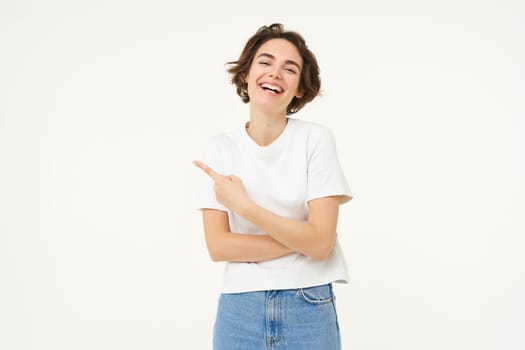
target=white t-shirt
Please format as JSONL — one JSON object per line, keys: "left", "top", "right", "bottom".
{"left": 196, "top": 117, "right": 353, "bottom": 293}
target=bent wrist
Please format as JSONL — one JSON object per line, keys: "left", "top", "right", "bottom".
{"left": 237, "top": 198, "right": 257, "bottom": 219}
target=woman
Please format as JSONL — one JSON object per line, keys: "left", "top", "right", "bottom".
{"left": 194, "top": 23, "right": 352, "bottom": 350}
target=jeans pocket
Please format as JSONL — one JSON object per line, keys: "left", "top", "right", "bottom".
{"left": 299, "top": 284, "right": 334, "bottom": 305}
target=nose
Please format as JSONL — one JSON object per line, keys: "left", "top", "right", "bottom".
{"left": 268, "top": 67, "right": 282, "bottom": 79}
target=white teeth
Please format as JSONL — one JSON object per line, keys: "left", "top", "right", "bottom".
{"left": 261, "top": 83, "right": 282, "bottom": 93}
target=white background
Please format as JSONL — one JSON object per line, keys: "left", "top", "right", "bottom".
{"left": 1, "top": 0, "right": 524, "bottom": 349}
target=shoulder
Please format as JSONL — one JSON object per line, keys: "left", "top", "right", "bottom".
{"left": 205, "top": 129, "right": 241, "bottom": 151}
{"left": 206, "top": 131, "right": 234, "bottom": 145}
{"left": 201, "top": 129, "right": 245, "bottom": 172}
{"left": 289, "top": 118, "right": 334, "bottom": 138}
{"left": 289, "top": 119, "right": 336, "bottom": 149}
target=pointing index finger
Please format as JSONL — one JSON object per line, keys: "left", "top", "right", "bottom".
{"left": 193, "top": 160, "right": 221, "bottom": 182}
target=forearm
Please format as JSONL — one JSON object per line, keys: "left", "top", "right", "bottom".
{"left": 206, "top": 231, "right": 294, "bottom": 263}
{"left": 238, "top": 200, "right": 337, "bottom": 261}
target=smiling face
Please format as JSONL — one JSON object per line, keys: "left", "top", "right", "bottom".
{"left": 245, "top": 38, "right": 304, "bottom": 116}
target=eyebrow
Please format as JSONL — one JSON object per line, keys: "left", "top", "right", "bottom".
{"left": 256, "top": 53, "right": 302, "bottom": 70}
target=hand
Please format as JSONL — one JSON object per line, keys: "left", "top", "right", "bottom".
{"left": 193, "top": 160, "right": 252, "bottom": 214}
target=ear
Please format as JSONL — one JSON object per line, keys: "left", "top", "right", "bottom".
{"left": 295, "top": 89, "right": 304, "bottom": 99}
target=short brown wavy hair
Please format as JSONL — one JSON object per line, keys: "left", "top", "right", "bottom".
{"left": 226, "top": 23, "right": 321, "bottom": 115}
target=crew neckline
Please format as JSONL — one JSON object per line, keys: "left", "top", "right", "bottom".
{"left": 242, "top": 118, "right": 294, "bottom": 154}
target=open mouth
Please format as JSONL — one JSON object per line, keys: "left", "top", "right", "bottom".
{"left": 260, "top": 83, "right": 283, "bottom": 94}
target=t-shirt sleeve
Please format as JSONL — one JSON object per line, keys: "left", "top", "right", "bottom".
{"left": 195, "top": 137, "right": 228, "bottom": 212}
{"left": 307, "top": 126, "right": 353, "bottom": 204}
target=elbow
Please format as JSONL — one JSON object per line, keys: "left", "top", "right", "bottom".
{"left": 309, "top": 247, "right": 334, "bottom": 261}
{"left": 309, "top": 250, "right": 331, "bottom": 262}
{"left": 205, "top": 238, "right": 227, "bottom": 262}
{"left": 209, "top": 255, "right": 223, "bottom": 263}
{"left": 207, "top": 245, "right": 226, "bottom": 262}
{"left": 208, "top": 250, "right": 220, "bottom": 262}
{"left": 204, "top": 229, "right": 233, "bottom": 262}
{"left": 308, "top": 242, "right": 335, "bottom": 262}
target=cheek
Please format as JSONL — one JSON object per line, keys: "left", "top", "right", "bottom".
{"left": 289, "top": 79, "right": 302, "bottom": 94}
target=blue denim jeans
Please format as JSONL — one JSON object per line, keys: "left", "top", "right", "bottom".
{"left": 213, "top": 284, "right": 341, "bottom": 350}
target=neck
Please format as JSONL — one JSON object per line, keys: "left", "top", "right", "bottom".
{"left": 246, "top": 107, "right": 288, "bottom": 147}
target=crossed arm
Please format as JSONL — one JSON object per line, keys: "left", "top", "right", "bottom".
{"left": 194, "top": 160, "right": 341, "bottom": 263}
